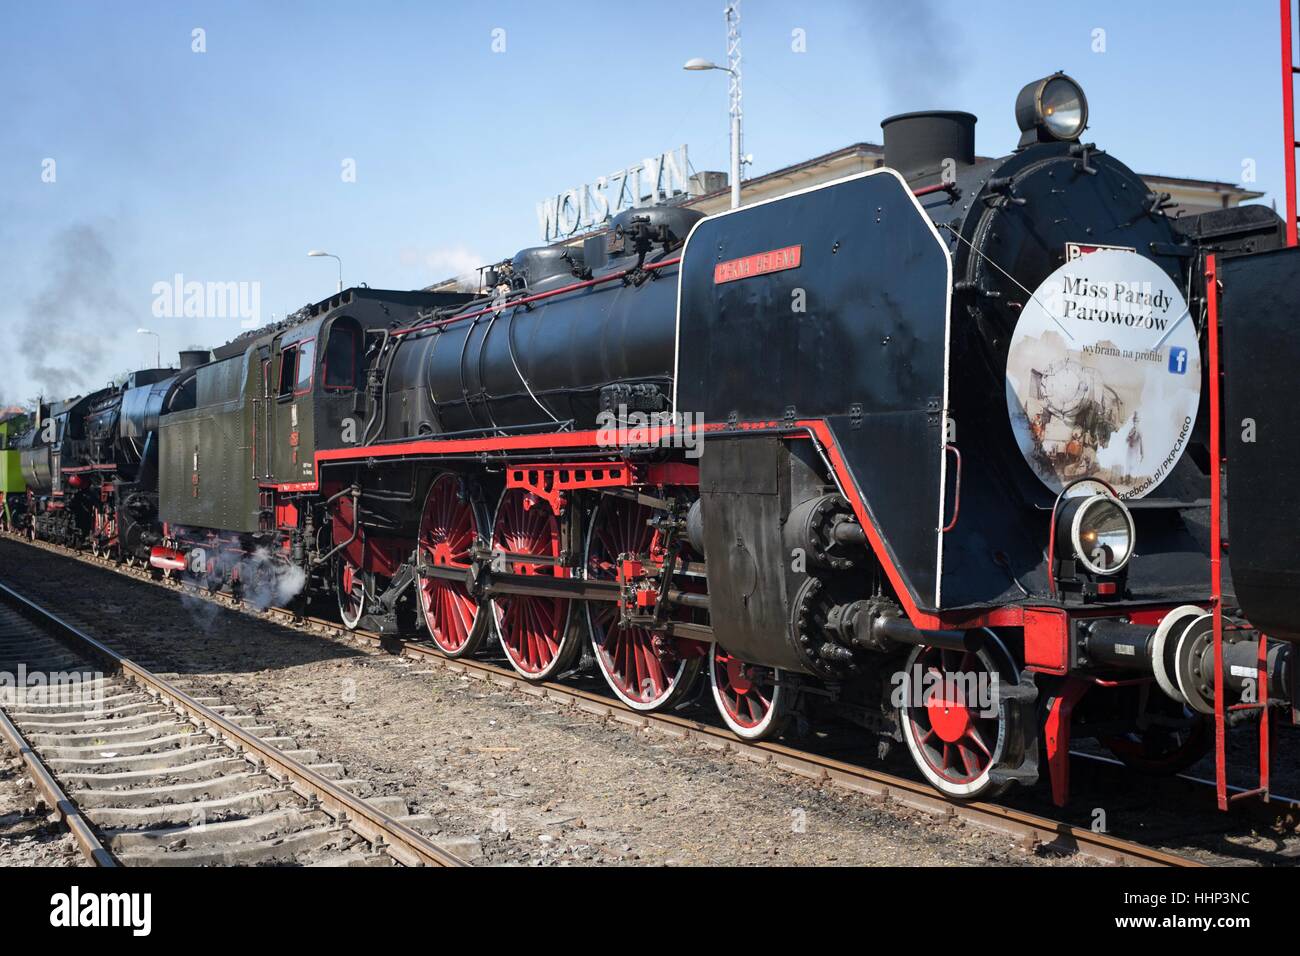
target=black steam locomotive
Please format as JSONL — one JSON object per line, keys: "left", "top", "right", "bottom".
{"left": 15, "top": 356, "right": 201, "bottom": 560}
{"left": 22, "top": 72, "right": 1298, "bottom": 803}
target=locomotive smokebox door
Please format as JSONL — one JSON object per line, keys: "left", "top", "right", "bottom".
{"left": 1216, "top": 245, "right": 1300, "bottom": 643}
{"left": 676, "top": 169, "right": 953, "bottom": 661}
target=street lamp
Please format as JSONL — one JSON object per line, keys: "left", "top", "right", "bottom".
{"left": 308, "top": 250, "right": 343, "bottom": 292}
{"left": 136, "top": 328, "right": 160, "bottom": 368}
{"left": 684, "top": 2, "right": 748, "bottom": 210}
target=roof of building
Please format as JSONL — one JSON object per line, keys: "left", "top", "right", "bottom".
{"left": 679, "top": 140, "right": 1264, "bottom": 209}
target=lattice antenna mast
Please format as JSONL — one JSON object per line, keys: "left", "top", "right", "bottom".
{"left": 726, "top": 1, "right": 745, "bottom": 208}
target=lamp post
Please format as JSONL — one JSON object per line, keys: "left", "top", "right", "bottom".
{"left": 684, "top": 2, "right": 747, "bottom": 209}
{"left": 136, "top": 328, "right": 160, "bottom": 368}
{"left": 308, "top": 250, "right": 343, "bottom": 292}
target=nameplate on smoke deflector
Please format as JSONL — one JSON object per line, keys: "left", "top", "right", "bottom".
{"left": 713, "top": 245, "right": 802, "bottom": 285}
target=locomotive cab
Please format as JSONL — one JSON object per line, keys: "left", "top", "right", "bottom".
{"left": 261, "top": 312, "right": 371, "bottom": 487}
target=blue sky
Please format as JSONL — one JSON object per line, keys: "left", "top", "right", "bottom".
{"left": 0, "top": 0, "right": 1285, "bottom": 405}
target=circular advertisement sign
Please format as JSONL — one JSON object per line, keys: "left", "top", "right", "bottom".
{"left": 1004, "top": 249, "right": 1200, "bottom": 500}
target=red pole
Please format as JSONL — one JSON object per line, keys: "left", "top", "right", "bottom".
{"left": 1258, "top": 635, "right": 1270, "bottom": 797}
{"left": 1206, "top": 253, "right": 1228, "bottom": 812}
{"left": 1283, "top": 0, "right": 1298, "bottom": 247}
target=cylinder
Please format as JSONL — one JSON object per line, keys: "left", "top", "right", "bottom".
{"left": 1192, "top": 637, "right": 1293, "bottom": 702}
{"left": 1080, "top": 619, "right": 1155, "bottom": 672}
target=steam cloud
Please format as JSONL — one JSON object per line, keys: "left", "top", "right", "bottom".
{"left": 176, "top": 546, "right": 309, "bottom": 631}
{"left": 234, "top": 547, "right": 308, "bottom": 612}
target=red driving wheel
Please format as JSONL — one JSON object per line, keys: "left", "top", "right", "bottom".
{"left": 585, "top": 495, "right": 702, "bottom": 711}
{"left": 417, "top": 474, "right": 488, "bottom": 657}
{"left": 709, "top": 645, "right": 790, "bottom": 741}
{"left": 489, "top": 487, "right": 579, "bottom": 680}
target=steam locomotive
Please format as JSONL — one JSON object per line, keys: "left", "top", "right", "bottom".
{"left": 14, "top": 357, "right": 201, "bottom": 559}
{"left": 18, "top": 72, "right": 1298, "bottom": 803}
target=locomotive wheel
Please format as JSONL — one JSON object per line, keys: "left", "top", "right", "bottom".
{"left": 336, "top": 556, "right": 370, "bottom": 630}
{"left": 489, "top": 488, "right": 579, "bottom": 681}
{"left": 1100, "top": 692, "right": 1211, "bottom": 775}
{"left": 584, "top": 495, "right": 702, "bottom": 712}
{"left": 417, "top": 474, "right": 489, "bottom": 658}
{"left": 709, "top": 645, "right": 790, "bottom": 741}
{"left": 898, "top": 636, "right": 1018, "bottom": 800}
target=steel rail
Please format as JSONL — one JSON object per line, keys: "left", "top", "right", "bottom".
{"left": 0, "top": 697, "right": 116, "bottom": 866}
{"left": 0, "top": 579, "right": 466, "bottom": 868}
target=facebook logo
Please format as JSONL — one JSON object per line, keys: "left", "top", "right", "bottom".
{"left": 1168, "top": 347, "right": 1188, "bottom": 375}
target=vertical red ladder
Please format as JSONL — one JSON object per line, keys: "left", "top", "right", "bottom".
{"left": 1206, "top": 258, "right": 1271, "bottom": 813}
{"left": 1284, "top": 0, "right": 1299, "bottom": 246}
{"left": 1199, "top": 2, "right": 1296, "bottom": 810}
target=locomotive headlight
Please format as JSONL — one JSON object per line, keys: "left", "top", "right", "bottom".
{"left": 1015, "top": 72, "right": 1088, "bottom": 143}
{"left": 1057, "top": 493, "right": 1135, "bottom": 575}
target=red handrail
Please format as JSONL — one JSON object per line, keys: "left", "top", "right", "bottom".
{"left": 392, "top": 257, "right": 682, "bottom": 338}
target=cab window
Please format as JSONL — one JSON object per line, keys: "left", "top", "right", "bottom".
{"left": 295, "top": 339, "right": 316, "bottom": 394}
{"left": 323, "top": 324, "right": 360, "bottom": 391}
{"left": 277, "top": 345, "right": 298, "bottom": 398}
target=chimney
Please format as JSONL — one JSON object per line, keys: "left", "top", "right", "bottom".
{"left": 881, "top": 111, "right": 977, "bottom": 186}
{"left": 179, "top": 349, "right": 210, "bottom": 369}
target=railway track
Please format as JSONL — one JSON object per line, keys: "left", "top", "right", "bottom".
{"left": 275, "top": 611, "right": 1206, "bottom": 866}
{"left": 0, "top": 578, "right": 465, "bottom": 867}
{"left": 0, "top": 532, "right": 1232, "bottom": 867}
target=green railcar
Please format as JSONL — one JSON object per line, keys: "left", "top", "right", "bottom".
{"left": 0, "top": 412, "right": 30, "bottom": 529}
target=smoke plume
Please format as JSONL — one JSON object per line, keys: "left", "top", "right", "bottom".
{"left": 21, "top": 224, "right": 134, "bottom": 399}
{"left": 851, "top": 0, "right": 970, "bottom": 111}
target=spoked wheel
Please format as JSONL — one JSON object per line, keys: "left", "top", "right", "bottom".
{"left": 898, "top": 636, "right": 1020, "bottom": 800}
{"left": 336, "top": 555, "right": 370, "bottom": 630}
{"left": 709, "top": 645, "right": 791, "bottom": 740}
{"left": 1100, "top": 689, "right": 1212, "bottom": 775}
{"left": 585, "top": 496, "right": 702, "bottom": 711}
{"left": 417, "top": 474, "right": 489, "bottom": 658}
{"left": 490, "top": 488, "right": 580, "bottom": 680}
